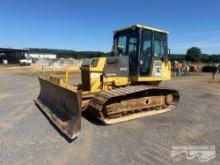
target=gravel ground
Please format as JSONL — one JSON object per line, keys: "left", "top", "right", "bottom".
{"left": 0, "top": 70, "right": 220, "bottom": 165}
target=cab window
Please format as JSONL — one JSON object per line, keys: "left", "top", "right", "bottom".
{"left": 128, "top": 37, "right": 138, "bottom": 57}
{"left": 142, "top": 30, "right": 152, "bottom": 58}
{"left": 117, "top": 35, "right": 127, "bottom": 55}
{"left": 115, "top": 30, "right": 138, "bottom": 56}
{"left": 154, "top": 32, "right": 167, "bottom": 57}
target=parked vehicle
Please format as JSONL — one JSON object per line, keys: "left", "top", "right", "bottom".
{"left": 19, "top": 58, "right": 32, "bottom": 66}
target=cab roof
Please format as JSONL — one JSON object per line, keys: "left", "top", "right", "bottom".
{"left": 115, "top": 24, "right": 169, "bottom": 34}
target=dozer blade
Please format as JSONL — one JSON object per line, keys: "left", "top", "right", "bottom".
{"left": 35, "top": 77, "right": 81, "bottom": 140}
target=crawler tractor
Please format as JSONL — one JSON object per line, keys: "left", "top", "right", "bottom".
{"left": 35, "top": 24, "right": 179, "bottom": 139}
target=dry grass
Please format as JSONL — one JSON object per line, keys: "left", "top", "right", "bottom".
{"left": 0, "top": 65, "right": 80, "bottom": 77}
{"left": 0, "top": 64, "right": 20, "bottom": 68}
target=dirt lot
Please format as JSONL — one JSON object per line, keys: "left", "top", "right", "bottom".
{"left": 0, "top": 69, "right": 220, "bottom": 165}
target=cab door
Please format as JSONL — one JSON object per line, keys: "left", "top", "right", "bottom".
{"left": 139, "top": 30, "right": 168, "bottom": 77}
{"left": 127, "top": 31, "right": 139, "bottom": 76}
{"left": 139, "top": 30, "right": 153, "bottom": 76}
{"left": 113, "top": 29, "right": 139, "bottom": 76}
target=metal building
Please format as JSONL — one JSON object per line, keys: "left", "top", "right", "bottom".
{"left": 0, "top": 48, "right": 29, "bottom": 64}
{"left": 29, "top": 53, "right": 57, "bottom": 59}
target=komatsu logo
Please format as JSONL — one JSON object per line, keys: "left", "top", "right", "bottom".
{"left": 120, "top": 67, "right": 128, "bottom": 71}
{"left": 106, "top": 73, "right": 117, "bottom": 76}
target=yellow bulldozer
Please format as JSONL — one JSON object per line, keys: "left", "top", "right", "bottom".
{"left": 35, "top": 24, "right": 179, "bottom": 140}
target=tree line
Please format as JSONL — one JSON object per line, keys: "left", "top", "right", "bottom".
{"left": 30, "top": 47, "right": 220, "bottom": 63}
{"left": 29, "top": 48, "right": 107, "bottom": 59}
{"left": 169, "top": 47, "right": 220, "bottom": 63}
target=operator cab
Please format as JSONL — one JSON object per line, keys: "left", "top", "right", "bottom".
{"left": 113, "top": 24, "right": 169, "bottom": 76}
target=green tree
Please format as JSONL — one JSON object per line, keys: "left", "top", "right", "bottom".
{"left": 168, "top": 54, "right": 185, "bottom": 62}
{"left": 186, "top": 47, "right": 202, "bottom": 62}
{"left": 209, "top": 55, "right": 220, "bottom": 63}
{"left": 200, "top": 54, "right": 209, "bottom": 63}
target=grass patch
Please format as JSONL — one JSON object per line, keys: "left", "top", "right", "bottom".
{"left": 0, "top": 64, "right": 20, "bottom": 68}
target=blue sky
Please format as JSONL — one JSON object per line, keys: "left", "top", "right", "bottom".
{"left": 0, "top": 0, "right": 219, "bottom": 54}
